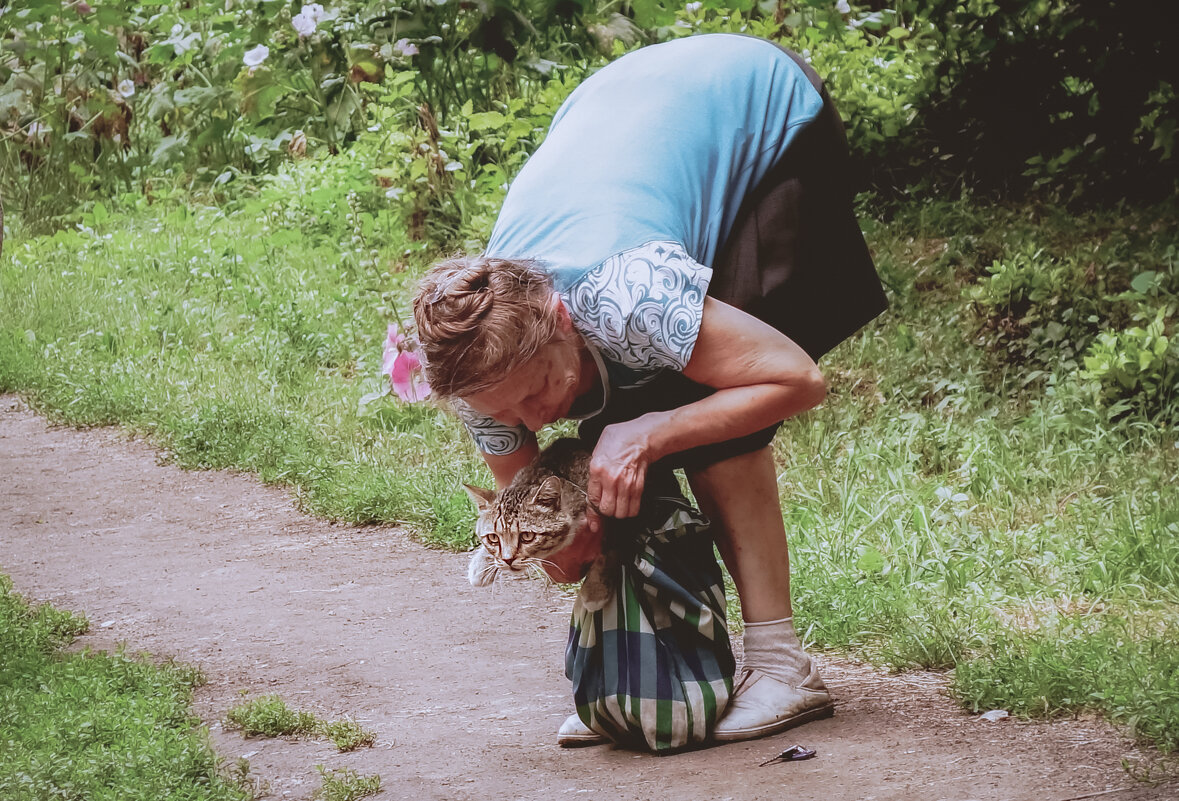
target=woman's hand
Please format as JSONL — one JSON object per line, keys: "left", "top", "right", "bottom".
{"left": 587, "top": 417, "right": 658, "bottom": 520}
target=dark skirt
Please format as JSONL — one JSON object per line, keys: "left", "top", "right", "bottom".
{"left": 579, "top": 48, "right": 888, "bottom": 473}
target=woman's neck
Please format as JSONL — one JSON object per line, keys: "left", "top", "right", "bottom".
{"left": 574, "top": 338, "right": 600, "bottom": 398}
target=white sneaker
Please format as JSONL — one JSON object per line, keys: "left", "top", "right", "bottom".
{"left": 713, "top": 667, "right": 834, "bottom": 742}
{"left": 557, "top": 713, "right": 608, "bottom": 747}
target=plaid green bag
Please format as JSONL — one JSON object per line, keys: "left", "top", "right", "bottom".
{"left": 565, "top": 498, "right": 735, "bottom": 752}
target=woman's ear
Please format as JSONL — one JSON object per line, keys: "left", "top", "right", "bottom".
{"left": 550, "top": 292, "right": 573, "bottom": 334}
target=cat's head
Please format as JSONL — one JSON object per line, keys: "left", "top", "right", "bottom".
{"left": 463, "top": 475, "right": 585, "bottom": 578}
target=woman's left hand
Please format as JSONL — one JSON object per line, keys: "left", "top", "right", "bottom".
{"left": 587, "top": 417, "right": 657, "bottom": 519}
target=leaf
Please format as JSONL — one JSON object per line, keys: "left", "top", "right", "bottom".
{"left": 856, "top": 546, "right": 886, "bottom": 575}
{"left": 1130, "top": 271, "right": 1158, "bottom": 294}
{"left": 234, "top": 67, "right": 284, "bottom": 122}
{"left": 173, "top": 86, "right": 227, "bottom": 111}
{"left": 151, "top": 134, "right": 189, "bottom": 167}
{"left": 467, "top": 111, "right": 505, "bottom": 132}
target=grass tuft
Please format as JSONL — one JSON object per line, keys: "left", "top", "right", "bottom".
{"left": 225, "top": 695, "right": 376, "bottom": 752}
{"left": 314, "top": 766, "right": 381, "bottom": 801}
{"left": 0, "top": 574, "right": 250, "bottom": 801}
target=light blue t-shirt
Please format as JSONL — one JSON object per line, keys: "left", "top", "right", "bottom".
{"left": 463, "top": 35, "right": 826, "bottom": 455}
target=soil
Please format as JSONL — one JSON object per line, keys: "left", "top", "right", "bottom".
{"left": 1, "top": 395, "right": 1173, "bottom": 801}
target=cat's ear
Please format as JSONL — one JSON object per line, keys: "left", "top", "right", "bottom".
{"left": 531, "top": 475, "right": 564, "bottom": 510}
{"left": 462, "top": 483, "right": 496, "bottom": 512}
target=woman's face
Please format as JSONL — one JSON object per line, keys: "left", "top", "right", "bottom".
{"left": 463, "top": 338, "right": 583, "bottom": 432}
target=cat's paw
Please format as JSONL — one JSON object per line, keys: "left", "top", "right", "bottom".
{"left": 578, "top": 580, "right": 612, "bottom": 612}
{"left": 467, "top": 546, "right": 498, "bottom": 587}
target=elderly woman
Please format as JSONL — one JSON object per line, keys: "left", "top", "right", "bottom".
{"left": 413, "top": 33, "right": 886, "bottom": 744}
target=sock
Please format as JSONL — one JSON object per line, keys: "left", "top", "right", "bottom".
{"left": 741, "top": 616, "right": 813, "bottom": 686}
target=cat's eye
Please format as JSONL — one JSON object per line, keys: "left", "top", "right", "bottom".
{"left": 485, "top": 533, "right": 500, "bottom": 545}
{"left": 520, "top": 532, "right": 536, "bottom": 543}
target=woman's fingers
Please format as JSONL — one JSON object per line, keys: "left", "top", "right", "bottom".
{"left": 589, "top": 420, "right": 653, "bottom": 519}
{"left": 588, "top": 460, "right": 644, "bottom": 519}
{"left": 583, "top": 506, "right": 602, "bottom": 535}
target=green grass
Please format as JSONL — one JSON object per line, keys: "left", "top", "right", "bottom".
{"left": 0, "top": 171, "right": 489, "bottom": 550}
{"left": 225, "top": 695, "right": 375, "bottom": 752}
{"left": 314, "top": 766, "right": 381, "bottom": 801}
{"left": 0, "top": 575, "right": 251, "bottom": 801}
{"left": 2, "top": 173, "right": 1178, "bottom": 754}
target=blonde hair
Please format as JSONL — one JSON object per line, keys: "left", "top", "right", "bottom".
{"left": 412, "top": 255, "right": 560, "bottom": 398}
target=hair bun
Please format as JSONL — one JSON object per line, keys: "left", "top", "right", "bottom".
{"left": 411, "top": 256, "right": 557, "bottom": 398}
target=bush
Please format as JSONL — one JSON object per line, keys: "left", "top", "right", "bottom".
{"left": 965, "top": 244, "right": 1101, "bottom": 369}
{"left": 1082, "top": 307, "right": 1178, "bottom": 420}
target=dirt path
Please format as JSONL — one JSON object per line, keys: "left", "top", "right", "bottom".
{"left": 0, "top": 396, "right": 1170, "bottom": 801}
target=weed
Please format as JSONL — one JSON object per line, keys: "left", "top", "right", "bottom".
{"left": 321, "top": 719, "right": 376, "bottom": 752}
{"left": 226, "top": 694, "right": 320, "bottom": 738}
{"left": 225, "top": 695, "right": 376, "bottom": 753}
{"left": 0, "top": 575, "right": 249, "bottom": 801}
{"left": 314, "top": 766, "right": 381, "bottom": 801}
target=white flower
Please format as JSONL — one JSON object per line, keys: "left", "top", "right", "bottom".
{"left": 836, "top": 0, "right": 851, "bottom": 14}
{"left": 243, "top": 44, "right": 269, "bottom": 67}
{"left": 685, "top": 2, "right": 702, "bottom": 12}
{"left": 117, "top": 79, "right": 135, "bottom": 98}
{"left": 291, "top": 12, "right": 316, "bottom": 37}
{"left": 26, "top": 121, "right": 49, "bottom": 142}
{"left": 393, "top": 38, "right": 419, "bottom": 57}
{"left": 301, "top": 3, "right": 326, "bottom": 23}
{"left": 849, "top": 10, "right": 883, "bottom": 29}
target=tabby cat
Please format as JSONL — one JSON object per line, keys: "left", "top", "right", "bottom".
{"left": 463, "top": 438, "right": 620, "bottom": 611}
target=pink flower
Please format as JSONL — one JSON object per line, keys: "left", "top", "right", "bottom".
{"left": 382, "top": 323, "right": 431, "bottom": 402}
{"left": 393, "top": 38, "right": 419, "bottom": 57}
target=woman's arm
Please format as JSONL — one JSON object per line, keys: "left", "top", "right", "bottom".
{"left": 482, "top": 437, "right": 539, "bottom": 491}
{"left": 587, "top": 296, "right": 826, "bottom": 518}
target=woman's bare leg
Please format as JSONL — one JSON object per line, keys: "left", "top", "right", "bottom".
{"left": 687, "top": 445, "right": 792, "bottom": 623}
{"left": 687, "top": 445, "right": 833, "bottom": 741}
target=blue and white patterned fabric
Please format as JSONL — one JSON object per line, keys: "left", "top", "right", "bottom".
{"left": 459, "top": 242, "right": 712, "bottom": 455}
{"left": 458, "top": 34, "right": 825, "bottom": 455}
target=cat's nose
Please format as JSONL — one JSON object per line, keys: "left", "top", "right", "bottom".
{"left": 502, "top": 555, "right": 516, "bottom": 567}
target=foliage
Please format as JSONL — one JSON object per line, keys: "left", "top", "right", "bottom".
{"left": 1082, "top": 307, "right": 1178, "bottom": 420}
{"left": 0, "top": 0, "right": 601, "bottom": 223}
{"left": 953, "top": 619, "right": 1179, "bottom": 752}
{"left": 905, "top": 0, "right": 1178, "bottom": 199}
{"left": 313, "top": 766, "right": 381, "bottom": 801}
{"left": 947, "top": 201, "right": 1179, "bottom": 420}
{"left": 0, "top": 575, "right": 251, "bottom": 801}
{"left": 964, "top": 244, "right": 1103, "bottom": 370}
{"left": 225, "top": 694, "right": 375, "bottom": 751}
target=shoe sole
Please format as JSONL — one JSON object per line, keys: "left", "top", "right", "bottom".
{"left": 712, "top": 701, "right": 835, "bottom": 742}
{"left": 557, "top": 734, "right": 609, "bottom": 748}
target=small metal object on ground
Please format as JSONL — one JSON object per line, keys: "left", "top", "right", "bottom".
{"left": 759, "top": 745, "right": 817, "bottom": 766}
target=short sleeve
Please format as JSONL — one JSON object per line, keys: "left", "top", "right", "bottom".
{"left": 563, "top": 241, "right": 713, "bottom": 374}
{"left": 450, "top": 399, "right": 529, "bottom": 456}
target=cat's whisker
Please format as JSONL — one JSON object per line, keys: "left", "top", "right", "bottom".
{"left": 527, "top": 558, "right": 567, "bottom": 591}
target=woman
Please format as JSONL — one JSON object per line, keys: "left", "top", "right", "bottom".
{"left": 413, "top": 34, "right": 887, "bottom": 744}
